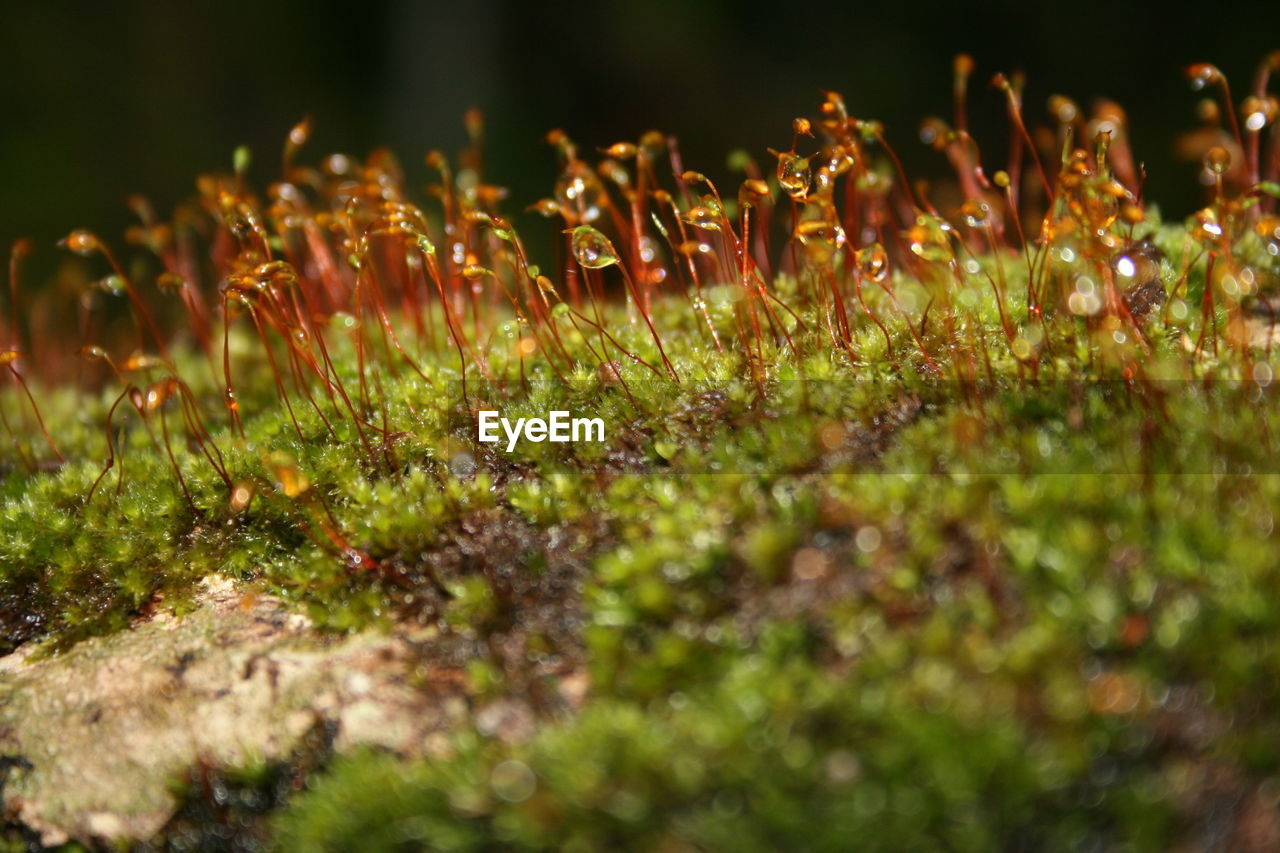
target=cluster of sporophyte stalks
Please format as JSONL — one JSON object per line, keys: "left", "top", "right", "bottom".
{"left": 1, "top": 53, "right": 1280, "bottom": 652}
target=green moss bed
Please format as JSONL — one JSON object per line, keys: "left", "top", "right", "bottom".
{"left": 4, "top": 79, "right": 1280, "bottom": 850}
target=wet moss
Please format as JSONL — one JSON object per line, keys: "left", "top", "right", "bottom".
{"left": 5, "top": 58, "right": 1280, "bottom": 848}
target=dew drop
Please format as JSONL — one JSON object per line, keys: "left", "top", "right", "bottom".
{"left": 96, "top": 275, "right": 126, "bottom": 296}
{"left": 1204, "top": 146, "right": 1231, "bottom": 176}
{"left": 795, "top": 220, "right": 846, "bottom": 265}
{"left": 776, "top": 153, "right": 812, "bottom": 199}
{"left": 960, "top": 198, "right": 992, "bottom": 228}
{"left": 1186, "top": 63, "right": 1222, "bottom": 91}
{"left": 855, "top": 243, "right": 889, "bottom": 282}
{"left": 449, "top": 451, "right": 476, "bottom": 479}
{"left": 569, "top": 226, "right": 620, "bottom": 269}
{"left": 681, "top": 206, "right": 722, "bottom": 231}
{"left": 60, "top": 230, "right": 100, "bottom": 256}
{"left": 555, "top": 162, "right": 605, "bottom": 223}
{"left": 528, "top": 199, "right": 561, "bottom": 218}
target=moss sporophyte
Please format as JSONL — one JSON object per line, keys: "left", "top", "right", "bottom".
{"left": 4, "top": 52, "right": 1280, "bottom": 849}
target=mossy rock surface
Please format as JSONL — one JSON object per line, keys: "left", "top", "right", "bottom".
{"left": 0, "top": 576, "right": 498, "bottom": 846}
{"left": 6, "top": 70, "right": 1280, "bottom": 848}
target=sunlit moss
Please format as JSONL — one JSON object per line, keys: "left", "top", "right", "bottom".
{"left": 7, "top": 54, "right": 1280, "bottom": 848}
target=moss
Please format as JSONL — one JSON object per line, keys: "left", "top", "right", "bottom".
{"left": 6, "top": 253, "right": 1280, "bottom": 845}
{"left": 5, "top": 62, "right": 1280, "bottom": 848}
{"left": 273, "top": 644, "right": 1153, "bottom": 852}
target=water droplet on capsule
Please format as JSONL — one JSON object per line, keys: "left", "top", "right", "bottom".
{"left": 527, "top": 198, "right": 560, "bottom": 218}
{"left": 960, "top": 199, "right": 992, "bottom": 228}
{"left": 856, "top": 243, "right": 889, "bottom": 282}
{"left": 555, "top": 162, "right": 605, "bottom": 223}
{"left": 60, "top": 230, "right": 101, "bottom": 255}
{"left": 288, "top": 118, "right": 310, "bottom": 148}
{"left": 776, "top": 153, "right": 812, "bottom": 199}
{"left": 1186, "top": 63, "right": 1223, "bottom": 91}
{"left": 795, "top": 220, "right": 847, "bottom": 265}
{"left": 1204, "top": 146, "right": 1231, "bottom": 176}
{"left": 96, "top": 275, "right": 126, "bottom": 296}
{"left": 1242, "top": 96, "right": 1275, "bottom": 132}
{"left": 677, "top": 241, "right": 713, "bottom": 257}
{"left": 569, "top": 226, "right": 621, "bottom": 269}
{"left": 681, "top": 206, "right": 722, "bottom": 231}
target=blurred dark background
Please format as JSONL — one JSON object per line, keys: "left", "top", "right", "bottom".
{"left": 3, "top": 0, "right": 1279, "bottom": 284}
